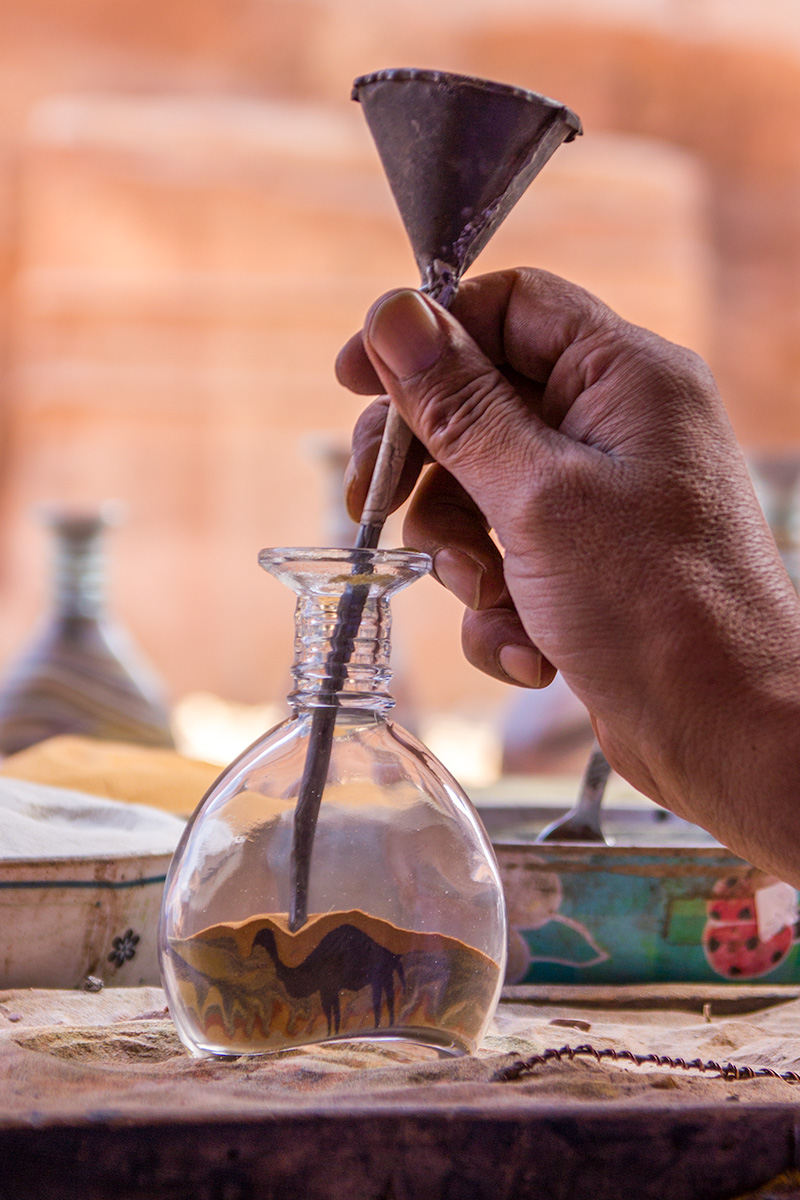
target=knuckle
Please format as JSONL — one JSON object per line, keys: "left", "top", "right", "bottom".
{"left": 626, "top": 328, "right": 716, "bottom": 401}
{"left": 576, "top": 311, "right": 715, "bottom": 398}
{"left": 413, "top": 367, "right": 510, "bottom": 463}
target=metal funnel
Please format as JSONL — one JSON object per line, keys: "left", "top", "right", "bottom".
{"left": 352, "top": 68, "right": 582, "bottom": 300}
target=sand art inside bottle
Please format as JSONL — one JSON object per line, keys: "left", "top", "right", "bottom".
{"left": 159, "top": 548, "right": 507, "bottom": 1057}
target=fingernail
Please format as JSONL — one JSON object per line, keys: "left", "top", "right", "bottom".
{"left": 499, "top": 644, "right": 542, "bottom": 688}
{"left": 433, "top": 548, "right": 485, "bottom": 609}
{"left": 367, "top": 290, "right": 446, "bottom": 379}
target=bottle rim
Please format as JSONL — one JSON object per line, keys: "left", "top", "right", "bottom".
{"left": 258, "top": 546, "right": 431, "bottom": 572}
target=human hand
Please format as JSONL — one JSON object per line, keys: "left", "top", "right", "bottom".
{"left": 336, "top": 269, "right": 800, "bottom": 879}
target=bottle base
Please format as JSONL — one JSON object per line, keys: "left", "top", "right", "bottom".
{"left": 163, "top": 906, "right": 502, "bottom": 1063}
{"left": 177, "top": 1025, "right": 472, "bottom": 1060}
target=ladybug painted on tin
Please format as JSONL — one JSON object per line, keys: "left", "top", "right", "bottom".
{"left": 702, "top": 874, "right": 795, "bottom": 979}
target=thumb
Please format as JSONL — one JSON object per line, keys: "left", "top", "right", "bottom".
{"left": 362, "top": 289, "right": 556, "bottom": 523}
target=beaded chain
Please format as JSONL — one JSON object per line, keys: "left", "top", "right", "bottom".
{"left": 493, "top": 1045, "right": 800, "bottom": 1084}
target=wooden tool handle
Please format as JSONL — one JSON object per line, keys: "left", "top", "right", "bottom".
{"left": 358, "top": 402, "right": 414, "bottom": 531}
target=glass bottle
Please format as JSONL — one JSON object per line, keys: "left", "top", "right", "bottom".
{"left": 159, "top": 547, "right": 507, "bottom": 1058}
{"left": 0, "top": 507, "right": 174, "bottom": 754}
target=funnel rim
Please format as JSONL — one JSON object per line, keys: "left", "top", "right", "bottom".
{"left": 352, "top": 68, "right": 582, "bottom": 136}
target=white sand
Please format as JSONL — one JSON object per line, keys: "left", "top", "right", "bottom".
{"left": 0, "top": 775, "right": 185, "bottom": 860}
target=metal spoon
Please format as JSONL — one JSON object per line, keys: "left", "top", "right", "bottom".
{"left": 536, "top": 742, "right": 612, "bottom": 843}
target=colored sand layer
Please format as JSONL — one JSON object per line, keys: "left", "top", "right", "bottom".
{"left": 168, "top": 908, "right": 500, "bottom": 1054}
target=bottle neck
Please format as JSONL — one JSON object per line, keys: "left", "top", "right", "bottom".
{"left": 51, "top": 524, "right": 106, "bottom": 619}
{"left": 289, "top": 586, "right": 394, "bottom": 715}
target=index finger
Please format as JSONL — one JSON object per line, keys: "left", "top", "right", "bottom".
{"left": 335, "top": 268, "right": 614, "bottom": 401}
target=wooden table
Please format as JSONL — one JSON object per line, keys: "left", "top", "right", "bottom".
{"left": 3, "top": 983, "right": 800, "bottom": 1200}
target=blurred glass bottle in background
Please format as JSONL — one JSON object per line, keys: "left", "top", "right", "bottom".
{"left": 0, "top": 504, "right": 174, "bottom": 755}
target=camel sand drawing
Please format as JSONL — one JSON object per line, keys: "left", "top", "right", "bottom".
{"left": 252, "top": 923, "right": 406, "bottom": 1035}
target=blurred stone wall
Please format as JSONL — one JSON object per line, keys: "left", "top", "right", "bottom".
{"left": 0, "top": 0, "right": 795, "bottom": 719}
{"left": 458, "top": 21, "right": 800, "bottom": 446}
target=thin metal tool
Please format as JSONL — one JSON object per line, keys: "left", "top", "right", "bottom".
{"left": 288, "top": 69, "right": 582, "bottom": 931}
{"left": 536, "top": 741, "right": 612, "bottom": 844}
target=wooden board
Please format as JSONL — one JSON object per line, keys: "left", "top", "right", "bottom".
{"left": 1, "top": 1102, "right": 798, "bottom": 1200}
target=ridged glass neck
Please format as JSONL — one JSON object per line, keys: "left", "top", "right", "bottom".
{"left": 258, "top": 547, "right": 432, "bottom": 714}
{"left": 49, "top": 516, "right": 108, "bottom": 619}
{"left": 291, "top": 588, "right": 392, "bottom": 712}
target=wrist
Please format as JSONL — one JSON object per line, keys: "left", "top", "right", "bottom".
{"left": 637, "top": 602, "right": 800, "bottom": 886}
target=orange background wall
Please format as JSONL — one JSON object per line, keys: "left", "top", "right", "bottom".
{"left": 0, "top": 0, "right": 798, "bottom": 729}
